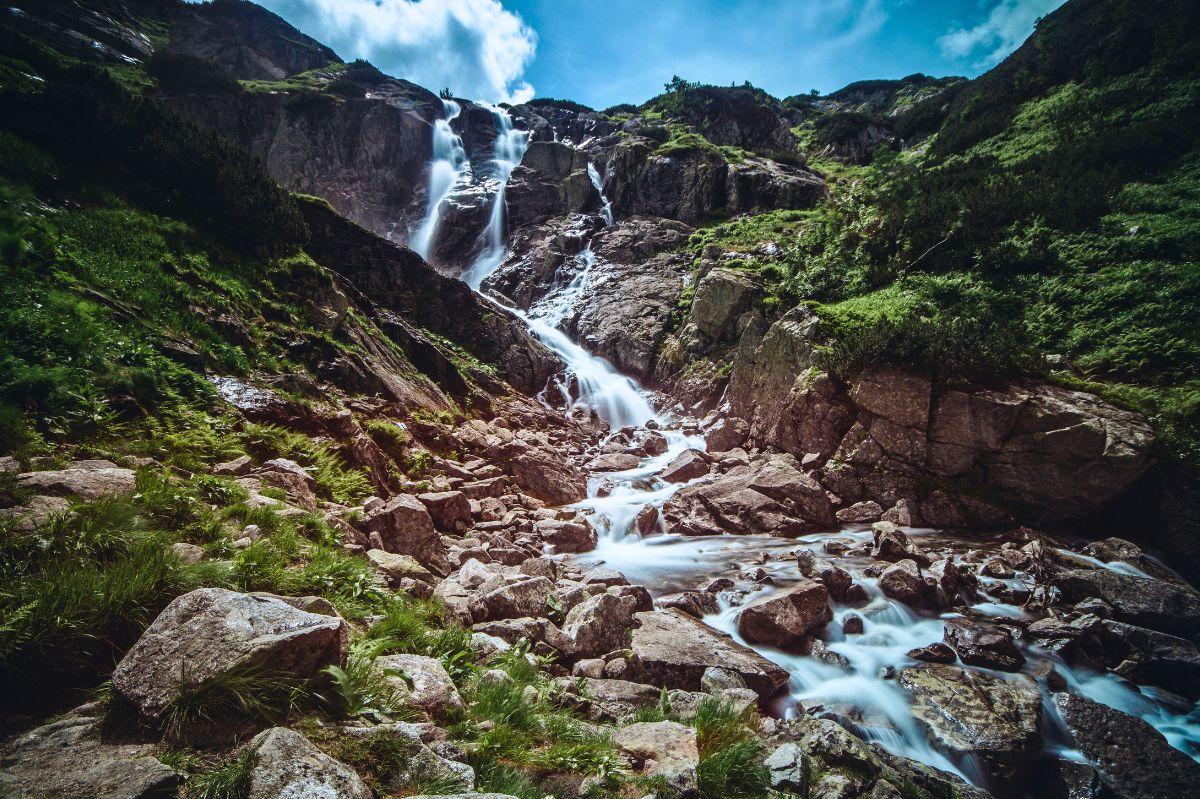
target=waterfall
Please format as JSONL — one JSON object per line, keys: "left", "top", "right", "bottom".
{"left": 461, "top": 105, "right": 530, "bottom": 290}
{"left": 410, "top": 99, "right": 468, "bottom": 260}
{"left": 588, "top": 162, "right": 614, "bottom": 226}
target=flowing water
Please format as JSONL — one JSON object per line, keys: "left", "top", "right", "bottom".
{"left": 421, "top": 110, "right": 1200, "bottom": 789}
{"left": 410, "top": 99, "right": 469, "bottom": 260}
{"left": 461, "top": 106, "right": 531, "bottom": 290}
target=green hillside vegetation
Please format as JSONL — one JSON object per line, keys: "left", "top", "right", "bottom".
{"left": 678, "top": 0, "right": 1200, "bottom": 467}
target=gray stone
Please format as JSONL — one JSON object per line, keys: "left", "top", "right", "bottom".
{"left": 248, "top": 727, "right": 371, "bottom": 799}
{"left": 763, "top": 742, "right": 809, "bottom": 794}
{"left": 612, "top": 721, "right": 699, "bottom": 796}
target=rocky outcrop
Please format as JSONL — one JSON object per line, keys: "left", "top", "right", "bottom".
{"left": 625, "top": 609, "right": 790, "bottom": 699}
{"left": 361, "top": 494, "right": 449, "bottom": 576}
{"left": 505, "top": 141, "right": 597, "bottom": 227}
{"left": 166, "top": 1, "right": 339, "bottom": 81}
{"left": 111, "top": 589, "right": 348, "bottom": 722}
{"left": 0, "top": 713, "right": 180, "bottom": 799}
{"left": 899, "top": 665, "right": 1041, "bottom": 799}
{"left": 1055, "top": 568, "right": 1200, "bottom": 634}
{"left": 721, "top": 307, "right": 1155, "bottom": 525}
{"left": 612, "top": 721, "right": 699, "bottom": 796}
{"left": 17, "top": 459, "right": 136, "bottom": 500}
{"left": 1053, "top": 692, "right": 1200, "bottom": 798}
{"left": 248, "top": 727, "right": 372, "bottom": 799}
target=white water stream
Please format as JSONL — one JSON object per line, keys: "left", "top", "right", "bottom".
{"left": 410, "top": 99, "right": 469, "bottom": 260}
{"left": 415, "top": 105, "right": 1200, "bottom": 788}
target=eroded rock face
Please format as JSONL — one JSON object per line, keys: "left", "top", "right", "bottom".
{"left": 248, "top": 727, "right": 372, "bottom": 799}
{"left": 112, "top": 589, "right": 348, "bottom": 721}
{"left": 626, "top": 609, "right": 790, "bottom": 699}
{"left": 0, "top": 713, "right": 180, "bottom": 799}
{"left": 1053, "top": 692, "right": 1200, "bottom": 798}
{"left": 898, "top": 664, "right": 1042, "bottom": 799}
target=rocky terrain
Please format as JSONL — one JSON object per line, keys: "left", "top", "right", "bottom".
{"left": 0, "top": 1, "right": 1198, "bottom": 799}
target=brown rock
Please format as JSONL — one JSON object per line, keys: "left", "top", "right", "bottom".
{"left": 736, "top": 580, "right": 832, "bottom": 646}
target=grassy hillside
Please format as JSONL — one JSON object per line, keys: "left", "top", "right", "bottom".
{"left": 676, "top": 0, "right": 1200, "bottom": 468}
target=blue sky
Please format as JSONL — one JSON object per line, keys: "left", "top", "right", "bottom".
{"left": 257, "top": 0, "right": 1066, "bottom": 108}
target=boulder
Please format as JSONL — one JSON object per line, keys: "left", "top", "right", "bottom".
{"left": 898, "top": 664, "right": 1042, "bottom": 799}
{"left": 836, "top": 500, "right": 883, "bottom": 523}
{"left": 418, "top": 491, "right": 472, "bottom": 532}
{"left": 552, "top": 592, "right": 637, "bottom": 659}
{"left": 362, "top": 494, "right": 449, "bottom": 575}
{"left": 690, "top": 268, "right": 763, "bottom": 342}
{"left": 627, "top": 609, "right": 789, "bottom": 699}
{"left": 1099, "top": 619, "right": 1200, "bottom": 686}
{"left": 906, "top": 642, "right": 956, "bottom": 664}
{"left": 17, "top": 461, "right": 136, "bottom": 500}
{"left": 112, "top": 589, "right": 347, "bottom": 721}
{"left": 871, "top": 521, "right": 930, "bottom": 567}
{"left": 1053, "top": 692, "right": 1200, "bottom": 798}
{"left": 337, "top": 723, "right": 474, "bottom": 793}
{"left": 368, "top": 549, "right": 435, "bottom": 584}
{"left": 795, "top": 549, "right": 853, "bottom": 599}
{"left": 1055, "top": 569, "right": 1200, "bottom": 634}
{"left": 764, "top": 742, "right": 809, "bottom": 795}
{"left": 375, "top": 654, "right": 464, "bottom": 718}
{"left": 537, "top": 519, "right": 597, "bottom": 553}
{"left": 661, "top": 449, "right": 710, "bottom": 483}
{"left": 736, "top": 580, "right": 832, "bottom": 646}
{"left": 878, "top": 560, "right": 935, "bottom": 609}
{"left": 589, "top": 453, "right": 644, "bottom": 472}
{"left": 0, "top": 714, "right": 180, "bottom": 799}
{"left": 612, "top": 721, "right": 699, "bottom": 796}
{"left": 705, "top": 416, "right": 749, "bottom": 453}
{"left": 507, "top": 451, "right": 587, "bottom": 504}
{"left": 635, "top": 503, "right": 660, "bottom": 536}
{"left": 470, "top": 576, "right": 555, "bottom": 622}
{"left": 248, "top": 727, "right": 371, "bottom": 799}
{"left": 943, "top": 618, "right": 1024, "bottom": 672}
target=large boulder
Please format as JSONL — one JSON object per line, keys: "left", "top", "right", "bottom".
{"left": 878, "top": 559, "right": 936, "bottom": 609}
{"left": 17, "top": 460, "right": 136, "bottom": 500}
{"left": 736, "top": 580, "right": 832, "bottom": 647}
{"left": 417, "top": 491, "right": 472, "bottom": 532}
{"left": 507, "top": 451, "right": 587, "bottom": 505}
{"left": 362, "top": 494, "right": 449, "bottom": 575}
{"left": 898, "top": 664, "right": 1042, "bottom": 799}
{"left": 943, "top": 618, "right": 1024, "bottom": 672}
{"left": 375, "top": 654, "right": 464, "bottom": 719}
{"left": 627, "top": 609, "right": 789, "bottom": 699}
{"left": 611, "top": 721, "right": 699, "bottom": 797}
{"left": 1053, "top": 692, "right": 1200, "bottom": 798}
{"left": 552, "top": 592, "right": 637, "bottom": 659}
{"left": 1055, "top": 569, "right": 1200, "bottom": 634}
{"left": 470, "top": 576, "right": 555, "bottom": 622}
{"left": 660, "top": 449, "right": 710, "bottom": 483}
{"left": 0, "top": 714, "right": 180, "bottom": 799}
{"left": 247, "top": 727, "right": 371, "bottom": 799}
{"left": 112, "top": 589, "right": 348, "bottom": 721}
{"left": 689, "top": 268, "right": 763, "bottom": 342}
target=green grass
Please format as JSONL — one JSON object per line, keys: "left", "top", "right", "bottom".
{"left": 186, "top": 746, "right": 257, "bottom": 799}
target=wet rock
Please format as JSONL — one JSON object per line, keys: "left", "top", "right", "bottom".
{"left": 763, "top": 742, "right": 809, "bottom": 794}
{"left": 248, "top": 727, "right": 371, "bottom": 799}
{"left": 871, "top": 522, "right": 930, "bottom": 567}
{"left": 1081, "top": 537, "right": 1143, "bottom": 564}
{"left": 589, "top": 453, "right": 644, "bottom": 472}
{"left": 1053, "top": 692, "right": 1200, "bottom": 798}
{"left": 796, "top": 549, "right": 853, "bottom": 599}
{"left": 1055, "top": 569, "right": 1200, "bottom": 634}
{"left": 736, "top": 579, "right": 832, "bottom": 646}
{"left": 635, "top": 503, "right": 660, "bottom": 536}
{"left": 1099, "top": 620, "right": 1200, "bottom": 688}
{"left": 906, "top": 642, "right": 956, "bottom": 664}
{"left": 881, "top": 499, "right": 922, "bottom": 527}
{"left": 842, "top": 614, "right": 865, "bottom": 635}
{"left": 417, "top": 491, "right": 472, "bottom": 532}
{"left": 899, "top": 664, "right": 1042, "bottom": 799}
{"left": 0, "top": 713, "right": 180, "bottom": 799}
{"left": 112, "top": 588, "right": 347, "bottom": 722}
{"left": 612, "top": 721, "right": 699, "bottom": 797}
{"left": 878, "top": 560, "right": 936, "bottom": 609}
{"left": 1032, "top": 758, "right": 1105, "bottom": 799}
{"left": 663, "top": 590, "right": 720, "bottom": 618}
{"left": 375, "top": 654, "right": 464, "bottom": 719}
{"left": 17, "top": 461, "right": 136, "bottom": 500}
{"left": 362, "top": 494, "right": 449, "bottom": 576}
{"left": 943, "top": 618, "right": 1024, "bottom": 672}
{"left": 661, "top": 449, "right": 710, "bottom": 483}
{"left": 627, "top": 609, "right": 790, "bottom": 699}
{"left": 980, "top": 557, "right": 1016, "bottom": 578}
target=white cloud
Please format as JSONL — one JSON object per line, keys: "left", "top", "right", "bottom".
{"left": 938, "top": 0, "right": 1064, "bottom": 69}
{"left": 260, "top": 0, "right": 537, "bottom": 103}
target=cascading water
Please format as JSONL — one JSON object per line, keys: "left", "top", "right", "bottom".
{"left": 410, "top": 99, "right": 468, "bottom": 260}
{"left": 417, "top": 96, "right": 1200, "bottom": 789}
{"left": 587, "top": 162, "right": 614, "bottom": 226}
{"left": 461, "top": 106, "right": 531, "bottom": 290}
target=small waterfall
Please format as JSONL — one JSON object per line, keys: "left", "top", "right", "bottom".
{"left": 588, "top": 162, "right": 614, "bottom": 226}
{"left": 461, "top": 105, "right": 530, "bottom": 290}
{"left": 411, "top": 99, "right": 468, "bottom": 260}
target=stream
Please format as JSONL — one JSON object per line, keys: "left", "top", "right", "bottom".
{"left": 410, "top": 104, "right": 1200, "bottom": 790}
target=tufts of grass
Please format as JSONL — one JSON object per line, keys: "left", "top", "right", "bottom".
{"left": 161, "top": 660, "right": 310, "bottom": 742}
{"left": 185, "top": 746, "right": 257, "bottom": 799}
